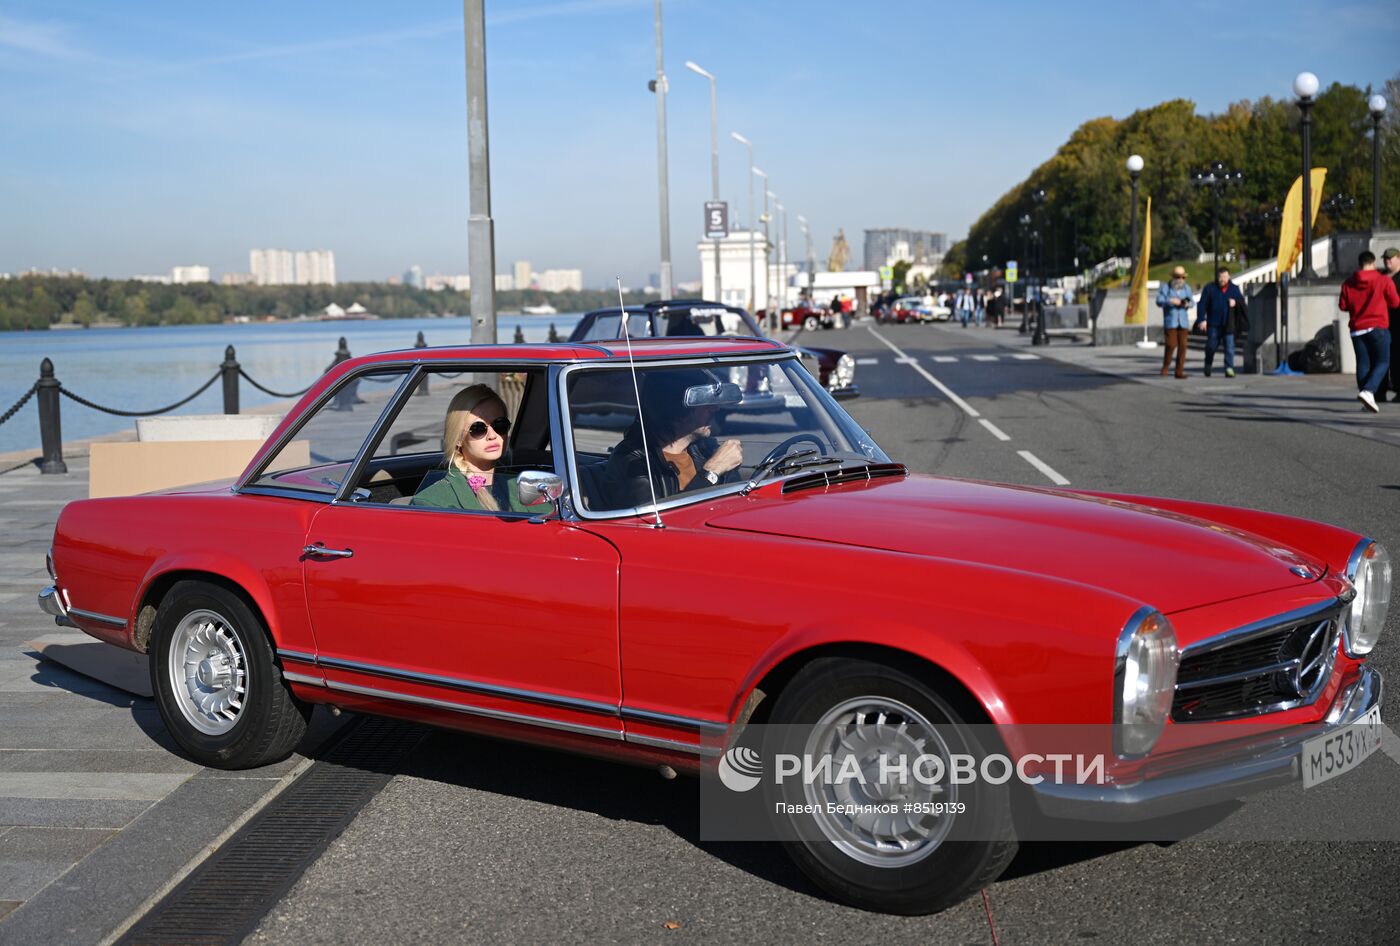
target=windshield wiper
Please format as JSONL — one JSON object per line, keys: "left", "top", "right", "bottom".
{"left": 741, "top": 448, "right": 818, "bottom": 495}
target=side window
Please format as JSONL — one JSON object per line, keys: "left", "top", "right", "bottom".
{"left": 248, "top": 368, "right": 410, "bottom": 495}
{"left": 351, "top": 367, "right": 553, "bottom": 508}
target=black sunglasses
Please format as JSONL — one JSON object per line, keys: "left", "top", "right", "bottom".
{"left": 466, "top": 417, "right": 511, "bottom": 440}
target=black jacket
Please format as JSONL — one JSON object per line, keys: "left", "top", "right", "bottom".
{"left": 604, "top": 425, "right": 737, "bottom": 508}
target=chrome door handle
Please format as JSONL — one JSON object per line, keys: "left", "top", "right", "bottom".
{"left": 303, "top": 544, "right": 354, "bottom": 558}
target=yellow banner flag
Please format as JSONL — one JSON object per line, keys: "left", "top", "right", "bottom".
{"left": 1275, "top": 168, "right": 1327, "bottom": 276}
{"left": 1124, "top": 196, "right": 1152, "bottom": 325}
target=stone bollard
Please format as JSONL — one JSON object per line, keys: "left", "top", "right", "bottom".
{"left": 221, "top": 345, "right": 241, "bottom": 414}
{"left": 547, "top": 323, "right": 560, "bottom": 343}
{"left": 513, "top": 325, "right": 525, "bottom": 343}
{"left": 329, "top": 337, "right": 356, "bottom": 411}
{"left": 37, "top": 358, "right": 68, "bottom": 474}
{"left": 414, "top": 331, "right": 429, "bottom": 397}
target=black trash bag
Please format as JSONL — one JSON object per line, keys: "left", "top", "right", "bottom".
{"left": 1296, "top": 324, "right": 1338, "bottom": 374}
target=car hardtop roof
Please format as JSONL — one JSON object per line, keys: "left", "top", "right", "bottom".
{"left": 345, "top": 337, "right": 786, "bottom": 367}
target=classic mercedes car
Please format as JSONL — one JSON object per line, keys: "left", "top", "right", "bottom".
{"left": 38, "top": 337, "right": 1388, "bottom": 915}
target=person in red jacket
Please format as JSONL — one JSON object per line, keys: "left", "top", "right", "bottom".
{"left": 1339, "top": 250, "right": 1400, "bottom": 413}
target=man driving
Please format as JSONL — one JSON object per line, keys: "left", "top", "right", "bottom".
{"left": 604, "top": 369, "right": 744, "bottom": 507}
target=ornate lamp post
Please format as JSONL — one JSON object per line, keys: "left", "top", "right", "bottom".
{"left": 1032, "top": 189, "right": 1050, "bottom": 345}
{"left": 1126, "top": 154, "right": 1144, "bottom": 269}
{"left": 1294, "top": 71, "right": 1320, "bottom": 280}
{"left": 1370, "top": 94, "right": 1387, "bottom": 229}
{"left": 1018, "top": 213, "right": 1033, "bottom": 333}
{"left": 1191, "top": 161, "right": 1244, "bottom": 268}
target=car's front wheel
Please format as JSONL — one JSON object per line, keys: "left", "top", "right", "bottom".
{"left": 764, "top": 657, "right": 1017, "bottom": 915}
{"left": 150, "top": 580, "right": 310, "bottom": 769}
{"left": 803, "top": 314, "right": 820, "bottom": 331}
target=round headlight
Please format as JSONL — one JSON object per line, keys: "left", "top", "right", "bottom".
{"left": 1345, "top": 541, "right": 1391, "bottom": 657}
{"left": 1114, "top": 609, "right": 1179, "bottom": 758}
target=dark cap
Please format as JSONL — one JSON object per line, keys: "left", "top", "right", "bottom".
{"left": 1383, "top": 247, "right": 1400, "bottom": 260}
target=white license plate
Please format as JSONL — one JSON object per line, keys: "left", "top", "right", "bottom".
{"left": 1301, "top": 705, "right": 1383, "bottom": 789}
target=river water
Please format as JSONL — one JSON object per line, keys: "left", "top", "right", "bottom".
{"left": 0, "top": 314, "right": 583, "bottom": 454}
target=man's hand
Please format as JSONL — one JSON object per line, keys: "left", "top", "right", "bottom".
{"left": 1194, "top": 320, "right": 1206, "bottom": 332}
{"left": 704, "top": 439, "right": 744, "bottom": 476}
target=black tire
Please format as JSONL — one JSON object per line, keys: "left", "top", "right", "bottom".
{"left": 149, "top": 580, "right": 310, "bottom": 769}
{"left": 763, "top": 657, "right": 1017, "bottom": 915}
{"left": 803, "top": 315, "right": 820, "bottom": 331}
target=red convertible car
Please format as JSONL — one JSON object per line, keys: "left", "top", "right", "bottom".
{"left": 38, "top": 337, "right": 1388, "bottom": 914}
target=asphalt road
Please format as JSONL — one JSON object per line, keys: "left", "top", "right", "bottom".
{"left": 246, "top": 323, "right": 1400, "bottom": 945}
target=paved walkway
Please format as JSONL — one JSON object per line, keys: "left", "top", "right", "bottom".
{"left": 918, "top": 322, "right": 1400, "bottom": 452}
{"left": 0, "top": 438, "right": 344, "bottom": 944}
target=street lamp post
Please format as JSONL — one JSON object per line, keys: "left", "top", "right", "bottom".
{"left": 776, "top": 201, "right": 788, "bottom": 314}
{"left": 685, "top": 61, "right": 722, "bottom": 303}
{"left": 732, "top": 132, "right": 756, "bottom": 313}
{"left": 1018, "top": 213, "right": 1032, "bottom": 333}
{"left": 463, "top": 0, "right": 497, "bottom": 345}
{"left": 1191, "top": 161, "right": 1244, "bottom": 268}
{"left": 797, "top": 214, "right": 814, "bottom": 305}
{"left": 754, "top": 169, "right": 770, "bottom": 329}
{"left": 1294, "top": 71, "right": 1320, "bottom": 281}
{"left": 1032, "top": 188, "right": 1049, "bottom": 346}
{"left": 649, "top": 0, "right": 673, "bottom": 299}
{"left": 1370, "top": 94, "right": 1388, "bottom": 230}
{"left": 1126, "top": 154, "right": 1144, "bottom": 270}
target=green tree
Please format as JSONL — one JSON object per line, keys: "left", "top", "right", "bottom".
{"left": 71, "top": 292, "right": 98, "bottom": 327}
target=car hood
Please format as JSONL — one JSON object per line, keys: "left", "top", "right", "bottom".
{"left": 706, "top": 474, "right": 1326, "bottom": 613}
{"left": 795, "top": 345, "right": 841, "bottom": 366}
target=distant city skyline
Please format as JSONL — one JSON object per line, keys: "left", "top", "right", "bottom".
{"left": 3, "top": 1, "right": 1396, "bottom": 286}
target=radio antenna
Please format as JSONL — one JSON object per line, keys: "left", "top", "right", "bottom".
{"left": 617, "top": 277, "right": 664, "bottom": 528}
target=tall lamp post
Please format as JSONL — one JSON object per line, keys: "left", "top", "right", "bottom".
{"left": 685, "top": 61, "right": 722, "bottom": 303}
{"left": 1191, "top": 161, "right": 1244, "bottom": 268}
{"left": 1294, "top": 71, "right": 1320, "bottom": 280}
{"left": 1126, "top": 154, "right": 1144, "bottom": 270}
{"left": 463, "top": 0, "right": 496, "bottom": 344}
{"left": 1032, "top": 188, "right": 1050, "bottom": 345}
{"left": 649, "top": 0, "right": 673, "bottom": 298}
{"left": 1370, "top": 94, "right": 1388, "bottom": 229}
{"left": 797, "top": 214, "right": 814, "bottom": 304}
{"left": 731, "top": 132, "right": 757, "bottom": 313}
{"left": 754, "top": 169, "right": 770, "bottom": 329}
{"left": 1018, "top": 213, "right": 1032, "bottom": 333}
{"left": 775, "top": 200, "right": 787, "bottom": 314}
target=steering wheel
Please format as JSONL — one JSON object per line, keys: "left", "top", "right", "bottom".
{"left": 756, "top": 433, "right": 828, "bottom": 471}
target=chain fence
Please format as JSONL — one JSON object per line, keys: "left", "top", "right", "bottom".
{"left": 0, "top": 384, "right": 38, "bottom": 427}
{"left": 58, "top": 369, "right": 223, "bottom": 417}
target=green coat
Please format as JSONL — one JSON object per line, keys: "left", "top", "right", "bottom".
{"left": 410, "top": 466, "right": 530, "bottom": 513}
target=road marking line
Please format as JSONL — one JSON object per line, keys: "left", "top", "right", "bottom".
{"left": 971, "top": 355, "right": 999, "bottom": 362}
{"left": 1018, "top": 450, "right": 1070, "bottom": 485}
{"left": 866, "top": 327, "right": 980, "bottom": 418}
{"left": 931, "top": 355, "right": 958, "bottom": 363}
{"left": 978, "top": 419, "right": 1011, "bottom": 441}
{"left": 1012, "top": 353, "right": 1040, "bottom": 361}
{"left": 855, "top": 357, "right": 879, "bottom": 365}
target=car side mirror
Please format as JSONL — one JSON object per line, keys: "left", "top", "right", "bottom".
{"left": 518, "top": 470, "right": 565, "bottom": 520}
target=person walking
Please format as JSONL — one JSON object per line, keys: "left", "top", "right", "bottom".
{"left": 1155, "top": 266, "right": 1194, "bottom": 378}
{"left": 956, "top": 288, "right": 975, "bottom": 328}
{"left": 1379, "top": 248, "right": 1400, "bottom": 402}
{"left": 986, "top": 287, "right": 1005, "bottom": 327}
{"left": 1338, "top": 250, "right": 1399, "bottom": 413}
{"left": 1195, "top": 266, "right": 1246, "bottom": 377}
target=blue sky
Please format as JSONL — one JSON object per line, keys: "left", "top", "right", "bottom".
{"left": 2, "top": 0, "right": 1397, "bottom": 287}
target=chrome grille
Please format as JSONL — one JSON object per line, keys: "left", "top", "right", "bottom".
{"left": 1172, "top": 613, "right": 1341, "bottom": 722}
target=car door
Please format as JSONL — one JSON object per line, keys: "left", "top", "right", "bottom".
{"left": 300, "top": 364, "right": 624, "bottom": 743}
{"left": 302, "top": 504, "right": 623, "bottom": 739}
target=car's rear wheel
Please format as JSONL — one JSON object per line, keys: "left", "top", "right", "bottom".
{"left": 803, "top": 314, "right": 820, "bottom": 331}
{"left": 150, "top": 580, "right": 310, "bottom": 769}
{"left": 764, "top": 657, "right": 1017, "bottom": 915}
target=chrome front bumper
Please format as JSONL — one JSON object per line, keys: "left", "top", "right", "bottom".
{"left": 38, "top": 584, "right": 76, "bottom": 628}
{"left": 1033, "top": 665, "right": 1384, "bottom": 821}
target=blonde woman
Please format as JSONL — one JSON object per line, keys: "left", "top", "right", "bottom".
{"left": 411, "top": 384, "right": 528, "bottom": 512}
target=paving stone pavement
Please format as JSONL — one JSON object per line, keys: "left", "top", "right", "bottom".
{"left": 0, "top": 446, "right": 340, "bottom": 945}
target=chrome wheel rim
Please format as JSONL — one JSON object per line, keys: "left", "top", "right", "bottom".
{"left": 167, "top": 609, "right": 248, "bottom": 736}
{"left": 801, "top": 696, "right": 957, "bottom": 868}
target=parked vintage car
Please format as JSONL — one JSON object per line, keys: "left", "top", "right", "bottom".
{"left": 778, "top": 300, "right": 838, "bottom": 332}
{"left": 569, "top": 299, "right": 857, "bottom": 398}
{"left": 39, "top": 338, "right": 1388, "bottom": 914}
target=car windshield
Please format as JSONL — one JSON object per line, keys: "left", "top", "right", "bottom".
{"left": 572, "top": 306, "right": 760, "bottom": 342}
{"left": 565, "top": 356, "right": 887, "bottom": 515}
{"left": 574, "top": 311, "right": 653, "bottom": 341}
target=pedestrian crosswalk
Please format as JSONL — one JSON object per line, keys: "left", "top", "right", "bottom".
{"left": 853, "top": 352, "right": 1040, "bottom": 366}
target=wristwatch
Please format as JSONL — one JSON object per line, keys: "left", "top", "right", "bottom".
{"left": 704, "top": 469, "right": 720, "bottom": 485}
